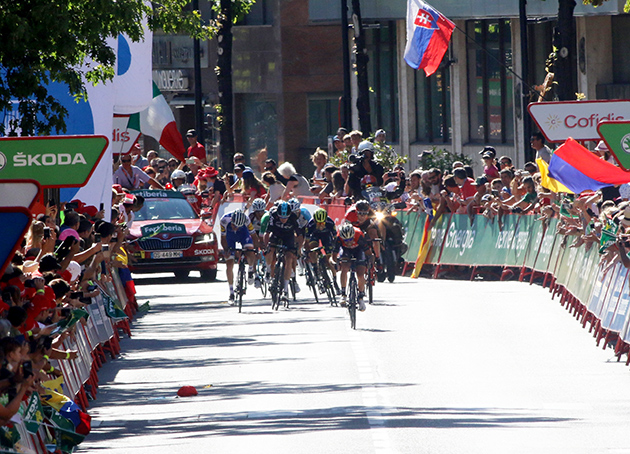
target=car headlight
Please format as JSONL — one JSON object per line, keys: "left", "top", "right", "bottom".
{"left": 195, "top": 233, "right": 215, "bottom": 244}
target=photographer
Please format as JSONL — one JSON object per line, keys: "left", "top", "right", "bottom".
{"left": 346, "top": 141, "right": 385, "bottom": 199}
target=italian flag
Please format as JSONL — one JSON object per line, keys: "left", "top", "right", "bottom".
{"left": 129, "top": 83, "right": 186, "bottom": 161}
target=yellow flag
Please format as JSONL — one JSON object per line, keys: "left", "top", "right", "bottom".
{"left": 537, "top": 158, "right": 573, "bottom": 194}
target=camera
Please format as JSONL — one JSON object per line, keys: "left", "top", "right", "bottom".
{"left": 65, "top": 202, "right": 79, "bottom": 210}
{"left": 94, "top": 233, "right": 101, "bottom": 242}
{"left": 24, "top": 279, "right": 36, "bottom": 288}
{"left": 70, "top": 291, "right": 83, "bottom": 300}
{"left": 386, "top": 172, "right": 398, "bottom": 179}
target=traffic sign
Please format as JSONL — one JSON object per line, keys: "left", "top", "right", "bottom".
{"left": 528, "top": 100, "right": 630, "bottom": 142}
{"left": 597, "top": 120, "right": 630, "bottom": 170}
{"left": 0, "top": 180, "right": 41, "bottom": 209}
{"left": 0, "top": 135, "right": 108, "bottom": 187}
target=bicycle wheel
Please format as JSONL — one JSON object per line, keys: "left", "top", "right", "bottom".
{"left": 257, "top": 255, "right": 268, "bottom": 298}
{"left": 271, "top": 254, "right": 284, "bottom": 310}
{"left": 367, "top": 265, "right": 374, "bottom": 305}
{"left": 348, "top": 272, "right": 358, "bottom": 330}
{"left": 288, "top": 277, "right": 296, "bottom": 305}
{"left": 237, "top": 259, "right": 245, "bottom": 313}
{"left": 322, "top": 265, "right": 337, "bottom": 307}
{"left": 304, "top": 262, "right": 319, "bottom": 303}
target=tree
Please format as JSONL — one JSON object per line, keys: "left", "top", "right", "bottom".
{"left": 213, "top": 0, "right": 254, "bottom": 172}
{"left": 0, "top": 0, "right": 212, "bottom": 136}
{"left": 351, "top": 0, "right": 372, "bottom": 136}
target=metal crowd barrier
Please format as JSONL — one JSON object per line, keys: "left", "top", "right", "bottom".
{"left": 5, "top": 263, "right": 137, "bottom": 453}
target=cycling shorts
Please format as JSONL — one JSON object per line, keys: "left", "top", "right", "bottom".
{"left": 225, "top": 227, "right": 254, "bottom": 257}
{"left": 269, "top": 231, "right": 296, "bottom": 254}
{"left": 307, "top": 232, "right": 336, "bottom": 255}
{"left": 339, "top": 246, "right": 366, "bottom": 266}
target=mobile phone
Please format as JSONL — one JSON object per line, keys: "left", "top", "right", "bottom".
{"left": 70, "top": 291, "right": 83, "bottom": 299}
{"left": 47, "top": 199, "right": 56, "bottom": 207}
{"left": 22, "top": 361, "right": 33, "bottom": 379}
{"left": 94, "top": 233, "right": 101, "bottom": 242}
{"left": 99, "top": 203, "right": 104, "bottom": 212}
{"left": 66, "top": 202, "right": 79, "bottom": 210}
{"left": 43, "top": 227, "right": 51, "bottom": 239}
{"left": 59, "top": 308, "right": 71, "bottom": 318}
{"left": 387, "top": 172, "right": 397, "bottom": 178}
{"left": 24, "top": 279, "right": 36, "bottom": 288}
{"left": 102, "top": 244, "right": 110, "bottom": 252}
{"left": 186, "top": 158, "right": 195, "bottom": 165}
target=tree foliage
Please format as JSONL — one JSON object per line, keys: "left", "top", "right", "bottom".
{"left": 0, "top": 0, "right": 212, "bottom": 136}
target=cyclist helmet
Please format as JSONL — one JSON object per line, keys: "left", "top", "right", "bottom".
{"left": 338, "top": 223, "right": 356, "bottom": 241}
{"left": 231, "top": 210, "right": 248, "bottom": 228}
{"left": 171, "top": 169, "right": 186, "bottom": 180}
{"left": 313, "top": 208, "right": 327, "bottom": 223}
{"left": 251, "top": 198, "right": 266, "bottom": 212}
{"left": 288, "top": 198, "right": 301, "bottom": 213}
{"left": 355, "top": 200, "right": 370, "bottom": 213}
{"left": 361, "top": 175, "right": 377, "bottom": 187}
{"left": 278, "top": 201, "right": 291, "bottom": 218}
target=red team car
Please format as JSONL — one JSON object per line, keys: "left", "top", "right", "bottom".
{"left": 128, "top": 189, "right": 219, "bottom": 280}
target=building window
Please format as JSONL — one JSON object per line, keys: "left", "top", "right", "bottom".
{"left": 241, "top": 95, "right": 278, "bottom": 161}
{"left": 308, "top": 95, "right": 341, "bottom": 147}
{"left": 366, "top": 22, "right": 399, "bottom": 142}
{"left": 414, "top": 65, "right": 451, "bottom": 143}
{"left": 467, "top": 19, "right": 513, "bottom": 143}
{"left": 236, "top": 0, "right": 270, "bottom": 26}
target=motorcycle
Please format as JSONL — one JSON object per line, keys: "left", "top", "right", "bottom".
{"left": 373, "top": 202, "right": 408, "bottom": 283}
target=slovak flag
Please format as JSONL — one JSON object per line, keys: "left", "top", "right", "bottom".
{"left": 404, "top": 0, "right": 455, "bottom": 76}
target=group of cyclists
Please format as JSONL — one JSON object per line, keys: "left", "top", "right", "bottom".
{"left": 219, "top": 197, "right": 380, "bottom": 312}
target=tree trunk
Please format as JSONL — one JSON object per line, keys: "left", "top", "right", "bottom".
{"left": 217, "top": 0, "right": 235, "bottom": 172}
{"left": 553, "top": 0, "right": 577, "bottom": 101}
{"left": 351, "top": 0, "right": 372, "bottom": 136}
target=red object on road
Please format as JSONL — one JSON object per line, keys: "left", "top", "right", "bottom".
{"left": 177, "top": 386, "right": 198, "bottom": 397}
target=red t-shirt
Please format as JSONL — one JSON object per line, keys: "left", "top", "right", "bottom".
{"left": 460, "top": 178, "right": 477, "bottom": 200}
{"left": 187, "top": 143, "right": 206, "bottom": 161}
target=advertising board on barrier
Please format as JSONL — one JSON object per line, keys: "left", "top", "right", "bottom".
{"left": 528, "top": 100, "right": 630, "bottom": 142}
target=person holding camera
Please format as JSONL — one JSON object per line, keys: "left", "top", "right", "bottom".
{"left": 346, "top": 141, "right": 385, "bottom": 199}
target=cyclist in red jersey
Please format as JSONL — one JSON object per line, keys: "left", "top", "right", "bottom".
{"left": 344, "top": 200, "right": 381, "bottom": 260}
{"left": 336, "top": 223, "right": 371, "bottom": 311}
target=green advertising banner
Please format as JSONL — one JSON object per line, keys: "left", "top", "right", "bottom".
{"left": 0, "top": 135, "right": 108, "bottom": 187}
{"left": 597, "top": 120, "right": 630, "bottom": 170}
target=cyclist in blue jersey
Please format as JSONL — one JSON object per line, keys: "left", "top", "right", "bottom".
{"left": 220, "top": 210, "right": 259, "bottom": 303}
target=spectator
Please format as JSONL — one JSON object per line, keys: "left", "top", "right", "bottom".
{"left": 346, "top": 141, "right": 385, "bottom": 198}
{"left": 233, "top": 153, "right": 246, "bottom": 167}
{"left": 349, "top": 130, "right": 363, "bottom": 153}
{"left": 453, "top": 167, "right": 477, "bottom": 207}
{"left": 130, "top": 144, "right": 148, "bottom": 169}
{"left": 114, "top": 154, "right": 164, "bottom": 190}
{"left": 264, "top": 159, "right": 288, "bottom": 185}
{"left": 262, "top": 171, "right": 285, "bottom": 205}
{"left": 531, "top": 132, "right": 552, "bottom": 164}
{"left": 498, "top": 155, "right": 513, "bottom": 169}
{"left": 311, "top": 148, "right": 328, "bottom": 181}
{"left": 142, "top": 167, "right": 158, "bottom": 189}
{"left": 481, "top": 149, "right": 500, "bottom": 180}
{"left": 343, "top": 134, "right": 353, "bottom": 152}
{"left": 279, "top": 162, "right": 312, "bottom": 198}
{"left": 186, "top": 129, "right": 207, "bottom": 164}
{"left": 524, "top": 161, "right": 538, "bottom": 175}
{"left": 242, "top": 170, "right": 267, "bottom": 201}
{"left": 146, "top": 150, "right": 158, "bottom": 163}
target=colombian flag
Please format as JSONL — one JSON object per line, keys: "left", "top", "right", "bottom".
{"left": 404, "top": 0, "right": 455, "bottom": 76}
{"left": 548, "top": 138, "right": 630, "bottom": 194}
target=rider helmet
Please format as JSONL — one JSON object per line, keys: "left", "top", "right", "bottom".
{"left": 338, "top": 223, "right": 356, "bottom": 241}
{"left": 231, "top": 210, "right": 248, "bottom": 228}
{"left": 355, "top": 200, "right": 370, "bottom": 213}
{"left": 313, "top": 208, "right": 327, "bottom": 223}
{"left": 251, "top": 198, "right": 266, "bottom": 212}
{"left": 288, "top": 198, "right": 301, "bottom": 213}
{"left": 278, "top": 201, "right": 291, "bottom": 218}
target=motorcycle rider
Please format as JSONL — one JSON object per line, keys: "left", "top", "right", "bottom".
{"left": 346, "top": 141, "right": 385, "bottom": 199}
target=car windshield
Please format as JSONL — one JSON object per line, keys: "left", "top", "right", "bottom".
{"left": 134, "top": 198, "right": 198, "bottom": 221}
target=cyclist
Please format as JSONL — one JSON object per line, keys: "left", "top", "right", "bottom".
{"left": 265, "top": 201, "right": 299, "bottom": 301}
{"left": 220, "top": 210, "right": 259, "bottom": 304}
{"left": 337, "top": 223, "right": 371, "bottom": 311}
{"left": 345, "top": 200, "right": 381, "bottom": 260}
{"left": 248, "top": 198, "right": 268, "bottom": 288}
{"left": 248, "top": 198, "right": 267, "bottom": 236}
{"left": 305, "top": 208, "right": 339, "bottom": 291}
